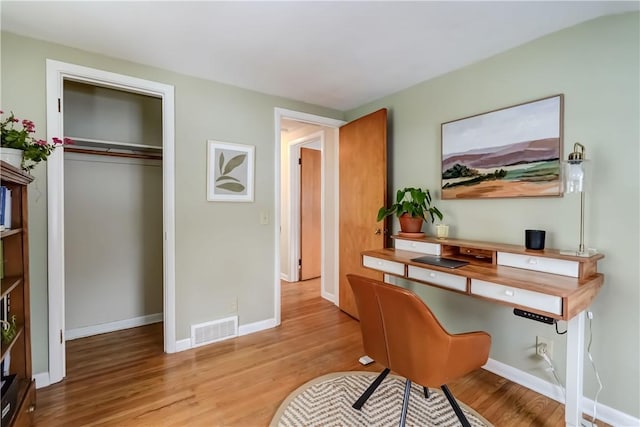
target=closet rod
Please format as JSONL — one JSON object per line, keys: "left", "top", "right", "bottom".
{"left": 65, "top": 146, "right": 162, "bottom": 160}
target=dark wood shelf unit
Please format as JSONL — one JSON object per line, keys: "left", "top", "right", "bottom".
{"left": 1, "top": 160, "right": 35, "bottom": 427}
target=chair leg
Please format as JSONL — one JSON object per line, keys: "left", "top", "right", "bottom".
{"left": 352, "top": 368, "right": 390, "bottom": 410}
{"left": 441, "top": 384, "right": 471, "bottom": 427}
{"left": 399, "top": 379, "right": 411, "bottom": 427}
{"left": 423, "top": 387, "right": 429, "bottom": 398}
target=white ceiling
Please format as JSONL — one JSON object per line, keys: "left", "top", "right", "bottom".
{"left": 2, "top": 1, "right": 638, "bottom": 111}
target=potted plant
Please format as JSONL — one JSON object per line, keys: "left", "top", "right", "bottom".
{"left": 377, "top": 187, "right": 443, "bottom": 234}
{"left": 0, "top": 110, "right": 72, "bottom": 171}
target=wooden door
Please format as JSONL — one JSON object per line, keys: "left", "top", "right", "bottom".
{"left": 300, "top": 147, "right": 321, "bottom": 280}
{"left": 339, "top": 109, "right": 387, "bottom": 318}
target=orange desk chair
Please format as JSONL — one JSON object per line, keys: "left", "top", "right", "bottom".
{"left": 347, "top": 274, "right": 491, "bottom": 427}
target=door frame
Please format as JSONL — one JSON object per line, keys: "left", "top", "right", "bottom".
{"left": 45, "top": 60, "right": 176, "bottom": 385}
{"left": 274, "top": 108, "right": 344, "bottom": 324}
{"left": 287, "top": 131, "right": 323, "bottom": 282}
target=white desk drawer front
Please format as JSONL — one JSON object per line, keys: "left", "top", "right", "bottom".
{"left": 363, "top": 256, "right": 405, "bottom": 275}
{"left": 471, "top": 279, "right": 562, "bottom": 315}
{"left": 407, "top": 266, "right": 467, "bottom": 292}
{"left": 497, "top": 252, "right": 579, "bottom": 278}
{"left": 394, "top": 239, "right": 441, "bottom": 255}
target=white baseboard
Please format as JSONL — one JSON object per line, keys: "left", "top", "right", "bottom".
{"left": 33, "top": 371, "right": 51, "bottom": 389}
{"left": 321, "top": 289, "right": 335, "bottom": 303}
{"left": 239, "top": 317, "right": 278, "bottom": 336}
{"left": 280, "top": 272, "right": 290, "bottom": 281}
{"left": 483, "top": 358, "right": 639, "bottom": 427}
{"left": 65, "top": 313, "right": 163, "bottom": 341}
{"left": 175, "top": 338, "right": 191, "bottom": 352}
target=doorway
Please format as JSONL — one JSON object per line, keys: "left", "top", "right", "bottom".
{"left": 274, "top": 109, "right": 344, "bottom": 325}
{"left": 274, "top": 108, "right": 388, "bottom": 324}
{"left": 45, "top": 60, "right": 176, "bottom": 385}
{"left": 299, "top": 145, "right": 321, "bottom": 281}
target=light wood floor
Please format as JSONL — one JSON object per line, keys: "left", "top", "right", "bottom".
{"left": 34, "top": 279, "right": 608, "bottom": 426}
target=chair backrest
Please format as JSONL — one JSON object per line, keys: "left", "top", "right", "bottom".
{"left": 347, "top": 274, "right": 389, "bottom": 367}
{"left": 347, "top": 274, "right": 491, "bottom": 387}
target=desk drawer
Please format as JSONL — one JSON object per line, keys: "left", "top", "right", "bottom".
{"left": 471, "top": 279, "right": 562, "bottom": 315}
{"left": 363, "top": 255, "right": 405, "bottom": 276}
{"left": 407, "top": 265, "right": 467, "bottom": 292}
{"left": 498, "top": 252, "right": 579, "bottom": 277}
{"left": 394, "top": 239, "right": 441, "bottom": 255}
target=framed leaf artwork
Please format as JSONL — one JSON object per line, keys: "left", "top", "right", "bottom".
{"left": 207, "top": 140, "right": 255, "bottom": 202}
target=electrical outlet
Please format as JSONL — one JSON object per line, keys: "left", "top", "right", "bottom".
{"left": 536, "top": 336, "right": 553, "bottom": 358}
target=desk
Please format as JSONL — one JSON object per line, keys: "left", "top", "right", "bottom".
{"left": 361, "top": 236, "right": 604, "bottom": 427}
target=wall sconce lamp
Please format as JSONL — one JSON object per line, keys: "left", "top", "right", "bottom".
{"left": 563, "top": 142, "right": 594, "bottom": 257}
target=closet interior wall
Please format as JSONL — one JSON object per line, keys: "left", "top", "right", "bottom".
{"left": 62, "top": 80, "right": 164, "bottom": 340}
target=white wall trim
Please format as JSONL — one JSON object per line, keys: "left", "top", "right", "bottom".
{"left": 33, "top": 372, "right": 51, "bottom": 389}
{"left": 45, "top": 59, "right": 176, "bottom": 385}
{"left": 175, "top": 339, "right": 191, "bottom": 352}
{"left": 320, "top": 290, "right": 336, "bottom": 303}
{"left": 280, "top": 272, "right": 290, "bottom": 281}
{"left": 65, "top": 313, "right": 163, "bottom": 341}
{"left": 239, "top": 318, "right": 279, "bottom": 336}
{"left": 483, "top": 358, "right": 639, "bottom": 427}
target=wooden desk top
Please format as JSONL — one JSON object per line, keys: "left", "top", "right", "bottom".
{"left": 362, "top": 237, "right": 604, "bottom": 321}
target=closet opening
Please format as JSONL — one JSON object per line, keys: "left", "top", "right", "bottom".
{"left": 62, "top": 80, "right": 164, "bottom": 354}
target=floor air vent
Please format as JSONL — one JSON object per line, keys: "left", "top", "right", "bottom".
{"left": 191, "top": 316, "right": 238, "bottom": 348}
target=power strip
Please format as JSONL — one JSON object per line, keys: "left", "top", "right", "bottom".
{"left": 513, "top": 308, "right": 555, "bottom": 324}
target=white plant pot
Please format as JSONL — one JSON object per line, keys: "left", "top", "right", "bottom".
{"left": 0, "top": 147, "right": 23, "bottom": 169}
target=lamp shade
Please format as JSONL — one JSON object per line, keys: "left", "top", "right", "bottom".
{"left": 563, "top": 142, "right": 586, "bottom": 194}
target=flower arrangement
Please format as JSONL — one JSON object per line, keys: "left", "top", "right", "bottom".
{"left": 0, "top": 110, "right": 72, "bottom": 171}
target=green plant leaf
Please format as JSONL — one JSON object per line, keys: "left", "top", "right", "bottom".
{"left": 377, "top": 206, "right": 396, "bottom": 222}
{"left": 216, "top": 182, "right": 245, "bottom": 192}
{"left": 216, "top": 175, "right": 240, "bottom": 183}
{"left": 223, "top": 154, "right": 246, "bottom": 175}
{"left": 218, "top": 152, "right": 225, "bottom": 174}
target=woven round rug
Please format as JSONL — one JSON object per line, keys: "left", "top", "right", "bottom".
{"left": 270, "top": 371, "right": 493, "bottom": 427}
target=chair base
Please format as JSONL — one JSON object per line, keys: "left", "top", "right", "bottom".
{"left": 352, "top": 368, "right": 390, "bottom": 410}
{"left": 441, "top": 384, "right": 472, "bottom": 427}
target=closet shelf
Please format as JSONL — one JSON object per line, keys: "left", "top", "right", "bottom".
{"left": 65, "top": 136, "right": 162, "bottom": 152}
{"left": 65, "top": 146, "right": 162, "bottom": 161}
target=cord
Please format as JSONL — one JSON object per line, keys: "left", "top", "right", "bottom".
{"left": 541, "top": 350, "right": 566, "bottom": 401}
{"left": 586, "top": 311, "right": 603, "bottom": 425}
{"left": 555, "top": 320, "right": 567, "bottom": 335}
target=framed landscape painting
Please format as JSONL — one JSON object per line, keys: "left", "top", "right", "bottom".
{"left": 207, "top": 140, "right": 255, "bottom": 202}
{"left": 441, "top": 94, "right": 563, "bottom": 199}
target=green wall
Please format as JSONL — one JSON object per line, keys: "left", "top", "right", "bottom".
{"left": 0, "top": 31, "right": 343, "bottom": 374}
{"left": 346, "top": 12, "right": 639, "bottom": 418}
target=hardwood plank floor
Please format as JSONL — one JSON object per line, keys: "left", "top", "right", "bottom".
{"left": 34, "top": 279, "right": 608, "bottom": 426}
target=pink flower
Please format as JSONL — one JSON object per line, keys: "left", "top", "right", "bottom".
{"left": 63, "top": 138, "right": 74, "bottom": 145}
{"left": 35, "top": 139, "right": 48, "bottom": 146}
{"left": 52, "top": 137, "right": 62, "bottom": 145}
{"left": 22, "top": 119, "right": 35, "bottom": 133}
